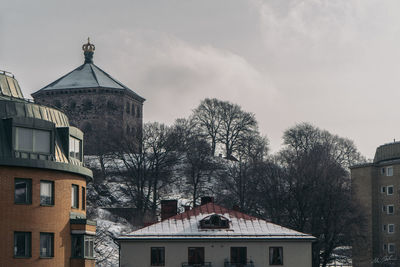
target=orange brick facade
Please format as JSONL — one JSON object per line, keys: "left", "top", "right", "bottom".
{"left": 0, "top": 166, "right": 94, "bottom": 267}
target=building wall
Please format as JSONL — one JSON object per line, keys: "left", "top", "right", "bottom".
{"left": 0, "top": 166, "right": 88, "bottom": 267}
{"left": 33, "top": 88, "right": 143, "bottom": 154}
{"left": 352, "top": 162, "right": 400, "bottom": 267}
{"left": 120, "top": 240, "right": 312, "bottom": 267}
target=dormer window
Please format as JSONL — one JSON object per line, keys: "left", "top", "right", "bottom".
{"left": 15, "top": 127, "right": 51, "bottom": 154}
{"left": 69, "top": 136, "right": 82, "bottom": 161}
{"left": 200, "top": 214, "right": 229, "bottom": 229}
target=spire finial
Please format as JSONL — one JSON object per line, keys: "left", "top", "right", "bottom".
{"left": 82, "top": 37, "right": 95, "bottom": 63}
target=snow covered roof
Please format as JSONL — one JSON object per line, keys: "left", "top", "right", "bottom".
{"left": 118, "top": 203, "right": 315, "bottom": 241}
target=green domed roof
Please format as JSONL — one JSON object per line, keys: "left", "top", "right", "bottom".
{"left": 0, "top": 71, "right": 24, "bottom": 100}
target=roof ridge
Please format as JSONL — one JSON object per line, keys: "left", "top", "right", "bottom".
{"left": 89, "top": 64, "right": 100, "bottom": 87}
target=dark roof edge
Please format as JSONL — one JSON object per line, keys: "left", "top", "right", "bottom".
{"left": 116, "top": 236, "right": 316, "bottom": 242}
{"left": 0, "top": 158, "right": 93, "bottom": 179}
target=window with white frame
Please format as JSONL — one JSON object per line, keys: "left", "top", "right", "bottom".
{"left": 387, "top": 166, "right": 394, "bottom": 176}
{"left": 388, "top": 243, "right": 396, "bottom": 254}
{"left": 15, "top": 127, "right": 51, "bottom": 154}
{"left": 388, "top": 186, "right": 394, "bottom": 195}
{"left": 69, "top": 136, "right": 82, "bottom": 161}
{"left": 40, "top": 181, "right": 54, "bottom": 205}
{"left": 388, "top": 224, "right": 395, "bottom": 234}
{"left": 387, "top": 205, "right": 394, "bottom": 215}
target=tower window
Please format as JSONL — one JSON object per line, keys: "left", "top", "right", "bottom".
{"left": 131, "top": 103, "right": 135, "bottom": 115}
{"left": 82, "top": 187, "right": 86, "bottom": 210}
{"left": 40, "top": 181, "right": 54, "bottom": 206}
{"left": 71, "top": 184, "right": 79, "bottom": 209}
{"left": 40, "top": 233, "right": 54, "bottom": 258}
{"left": 15, "top": 178, "right": 32, "bottom": 204}
{"left": 71, "top": 235, "right": 94, "bottom": 259}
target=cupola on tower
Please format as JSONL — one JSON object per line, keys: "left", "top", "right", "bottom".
{"left": 32, "top": 39, "right": 145, "bottom": 155}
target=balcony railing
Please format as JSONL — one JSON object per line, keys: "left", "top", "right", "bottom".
{"left": 182, "top": 262, "right": 212, "bottom": 267}
{"left": 224, "top": 260, "right": 255, "bottom": 267}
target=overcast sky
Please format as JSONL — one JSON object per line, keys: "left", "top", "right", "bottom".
{"left": 2, "top": 0, "right": 400, "bottom": 158}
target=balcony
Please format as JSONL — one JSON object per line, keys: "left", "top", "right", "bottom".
{"left": 182, "top": 262, "right": 212, "bottom": 267}
{"left": 224, "top": 260, "right": 255, "bottom": 267}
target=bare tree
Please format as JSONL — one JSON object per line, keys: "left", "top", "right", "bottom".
{"left": 276, "top": 123, "right": 366, "bottom": 267}
{"left": 113, "top": 122, "right": 179, "bottom": 218}
{"left": 217, "top": 100, "right": 258, "bottom": 158}
{"left": 216, "top": 132, "right": 269, "bottom": 213}
{"left": 192, "top": 98, "right": 222, "bottom": 156}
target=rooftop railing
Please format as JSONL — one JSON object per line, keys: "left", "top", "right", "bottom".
{"left": 182, "top": 262, "right": 212, "bottom": 267}
{"left": 224, "top": 260, "right": 255, "bottom": 267}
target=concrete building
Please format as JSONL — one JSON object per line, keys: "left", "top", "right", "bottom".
{"left": 32, "top": 39, "right": 145, "bottom": 155}
{"left": 118, "top": 198, "right": 315, "bottom": 267}
{"left": 0, "top": 70, "right": 95, "bottom": 267}
{"left": 351, "top": 142, "right": 400, "bottom": 267}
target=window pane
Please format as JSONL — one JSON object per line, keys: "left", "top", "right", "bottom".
{"left": 69, "top": 136, "right": 82, "bottom": 161}
{"left": 151, "top": 247, "right": 165, "bottom": 266}
{"left": 231, "top": 247, "right": 247, "bottom": 264}
{"left": 69, "top": 137, "right": 74, "bottom": 158}
{"left": 40, "top": 233, "right": 53, "bottom": 257}
{"left": 16, "top": 128, "right": 33, "bottom": 151}
{"left": 82, "top": 187, "right": 86, "bottom": 210}
{"left": 14, "top": 232, "right": 31, "bottom": 257}
{"left": 34, "top": 130, "right": 50, "bottom": 153}
{"left": 72, "top": 236, "right": 83, "bottom": 257}
{"left": 71, "top": 185, "right": 78, "bottom": 208}
{"left": 269, "top": 247, "right": 283, "bottom": 265}
{"left": 40, "top": 181, "right": 53, "bottom": 205}
{"left": 188, "top": 247, "right": 204, "bottom": 265}
{"left": 15, "top": 179, "right": 31, "bottom": 204}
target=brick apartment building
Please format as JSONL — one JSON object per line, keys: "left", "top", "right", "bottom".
{"left": 0, "top": 70, "right": 95, "bottom": 266}
{"left": 352, "top": 142, "right": 400, "bottom": 267}
{"left": 31, "top": 39, "right": 145, "bottom": 155}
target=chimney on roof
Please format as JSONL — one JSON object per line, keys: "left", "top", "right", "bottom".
{"left": 161, "top": 200, "right": 178, "bottom": 221}
{"left": 201, "top": 196, "right": 214, "bottom": 206}
{"left": 232, "top": 205, "right": 240, "bottom": 211}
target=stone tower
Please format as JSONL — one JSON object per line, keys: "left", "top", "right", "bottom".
{"left": 32, "top": 39, "right": 145, "bottom": 155}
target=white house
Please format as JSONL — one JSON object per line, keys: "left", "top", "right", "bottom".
{"left": 117, "top": 200, "right": 315, "bottom": 267}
